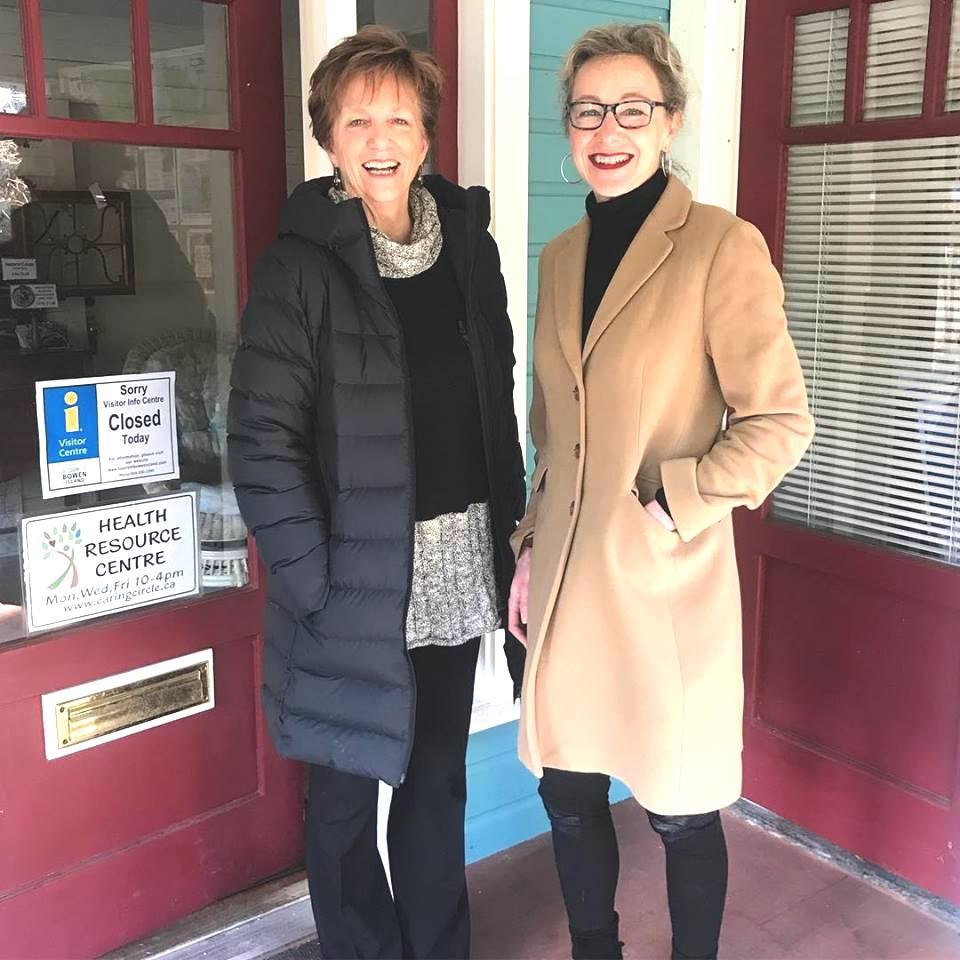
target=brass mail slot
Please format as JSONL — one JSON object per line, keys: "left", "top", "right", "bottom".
{"left": 55, "top": 662, "right": 211, "bottom": 749}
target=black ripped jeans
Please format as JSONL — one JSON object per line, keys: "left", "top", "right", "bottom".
{"left": 539, "top": 768, "right": 728, "bottom": 960}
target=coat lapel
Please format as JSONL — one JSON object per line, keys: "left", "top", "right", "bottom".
{"left": 552, "top": 217, "right": 590, "bottom": 382}
{"left": 581, "top": 176, "right": 693, "bottom": 366}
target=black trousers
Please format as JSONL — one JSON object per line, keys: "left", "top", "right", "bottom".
{"left": 539, "top": 768, "right": 728, "bottom": 960}
{"left": 305, "top": 637, "right": 480, "bottom": 960}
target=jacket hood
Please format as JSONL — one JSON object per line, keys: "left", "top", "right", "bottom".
{"left": 278, "top": 173, "right": 491, "bottom": 249}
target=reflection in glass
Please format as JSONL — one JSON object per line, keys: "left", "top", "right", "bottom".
{"left": 41, "top": 0, "right": 135, "bottom": 122}
{"left": 355, "top": 1, "right": 435, "bottom": 170}
{"left": 356, "top": 0, "right": 430, "bottom": 51}
{"left": 0, "top": 0, "right": 26, "bottom": 115}
{"left": 150, "top": 0, "right": 229, "bottom": 128}
{"left": 282, "top": 0, "right": 304, "bottom": 194}
{"left": 0, "top": 140, "right": 243, "bottom": 645}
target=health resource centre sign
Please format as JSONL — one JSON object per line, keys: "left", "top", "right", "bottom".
{"left": 20, "top": 492, "right": 200, "bottom": 632}
{"left": 35, "top": 373, "right": 180, "bottom": 499}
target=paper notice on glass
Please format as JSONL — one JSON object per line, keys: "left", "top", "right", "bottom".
{"left": 2, "top": 258, "right": 37, "bottom": 281}
{"left": 10, "top": 283, "right": 58, "bottom": 309}
{"left": 35, "top": 372, "right": 180, "bottom": 498}
{"left": 20, "top": 491, "right": 200, "bottom": 632}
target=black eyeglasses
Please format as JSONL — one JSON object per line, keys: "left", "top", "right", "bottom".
{"left": 565, "top": 98, "right": 667, "bottom": 130}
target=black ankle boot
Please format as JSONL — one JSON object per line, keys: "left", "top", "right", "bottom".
{"left": 571, "top": 911, "right": 624, "bottom": 959}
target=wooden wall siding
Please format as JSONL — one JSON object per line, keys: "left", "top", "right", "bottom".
{"left": 465, "top": 724, "right": 633, "bottom": 864}
{"left": 463, "top": 0, "right": 669, "bottom": 869}
{"left": 466, "top": 721, "right": 550, "bottom": 863}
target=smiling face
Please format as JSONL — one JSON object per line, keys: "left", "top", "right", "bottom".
{"left": 325, "top": 71, "right": 430, "bottom": 219}
{"left": 567, "top": 53, "right": 681, "bottom": 200}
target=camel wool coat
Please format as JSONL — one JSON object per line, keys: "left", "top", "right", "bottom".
{"left": 511, "top": 176, "right": 814, "bottom": 815}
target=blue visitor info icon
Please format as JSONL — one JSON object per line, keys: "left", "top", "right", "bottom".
{"left": 42, "top": 383, "right": 100, "bottom": 463}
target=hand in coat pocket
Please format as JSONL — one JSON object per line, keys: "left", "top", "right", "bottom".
{"left": 508, "top": 543, "right": 532, "bottom": 645}
{"left": 644, "top": 499, "right": 677, "bottom": 532}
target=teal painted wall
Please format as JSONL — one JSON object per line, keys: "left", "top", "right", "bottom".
{"left": 464, "top": 0, "right": 670, "bottom": 867}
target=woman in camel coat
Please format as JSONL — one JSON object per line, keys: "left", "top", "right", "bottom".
{"left": 508, "top": 23, "right": 814, "bottom": 960}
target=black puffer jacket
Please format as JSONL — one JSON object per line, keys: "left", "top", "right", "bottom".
{"left": 228, "top": 175, "right": 526, "bottom": 786}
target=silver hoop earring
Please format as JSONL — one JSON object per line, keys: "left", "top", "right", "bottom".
{"left": 660, "top": 151, "right": 673, "bottom": 177}
{"left": 560, "top": 153, "right": 583, "bottom": 185}
{"left": 333, "top": 166, "right": 343, "bottom": 189}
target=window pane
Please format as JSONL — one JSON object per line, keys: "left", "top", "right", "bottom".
{"left": 41, "top": 0, "right": 134, "bottom": 122}
{"left": 0, "top": 0, "right": 26, "bottom": 114}
{"left": 773, "top": 137, "right": 960, "bottom": 565}
{"left": 151, "top": 0, "right": 229, "bottom": 128}
{"left": 790, "top": 9, "right": 849, "bottom": 127}
{"left": 863, "top": 0, "right": 930, "bottom": 121}
{"left": 355, "top": 1, "right": 434, "bottom": 170}
{"left": 0, "top": 139, "right": 244, "bottom": 645}
{"left": 945, "top": 0, "right": 960, "bottom": 112}
{"left": 356, "top": 0, "right": 430, "bottom": 52}
{"left": 283, "top": 0, "right": 304, "bottom": 194}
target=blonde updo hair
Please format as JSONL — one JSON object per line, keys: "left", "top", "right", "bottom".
{"left": 559, "top": 22, "right": 688, "bottom": 121}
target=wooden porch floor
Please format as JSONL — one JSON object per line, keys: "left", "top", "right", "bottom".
{"left": 264, "top": 803, "right": 960, "bottom": 960}
{"left": 466, "top": 804, "right": 960, "bottom": 960}
{"left": 120, "top": 802, "right": 960, "bottom": 960}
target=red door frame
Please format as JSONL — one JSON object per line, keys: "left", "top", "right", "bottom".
{"left": 431, "top": 0, "right": 459, "bottom": 180}
{"left": 0, "top": 3, "right": 303, "bottom": 957}
{"left": 737, "top": 0, "right": 960, "bottom": 901}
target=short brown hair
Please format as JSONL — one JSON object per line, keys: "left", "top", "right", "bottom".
{"left": 560, "top": 23, "right": 688, "bottom": 119}
{"left": 307, "top": 26, "right": 444, "bottom": 149}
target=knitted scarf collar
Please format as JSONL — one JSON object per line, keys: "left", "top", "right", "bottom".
{"left": 329, "top": 182, "right": 442, "bottom": 279}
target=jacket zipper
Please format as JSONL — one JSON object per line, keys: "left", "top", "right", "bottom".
{"left": 360, "top": 224, "right": 418, "bottom": 786}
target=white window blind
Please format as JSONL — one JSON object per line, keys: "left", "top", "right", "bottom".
{"left": 945, "top": 0, "right": 960, "bottom": 112}
{"left": 863, "top": 0, "right": 930, "bottom": 120}
{"left": 791, "top": 9, "right": 850, "bottom": 127}
{"left": 772, "top": 137, "right": 960, "bottom": 565}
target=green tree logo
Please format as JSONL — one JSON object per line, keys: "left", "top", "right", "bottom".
{"left": 43, "top": 522, "right": 82, "bottom": 591}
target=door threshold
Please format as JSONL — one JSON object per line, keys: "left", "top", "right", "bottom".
{"left": 734, "top": 799, "right": 960, "bottom": 930}
{"left": 103, "top": 870, "right": 315, "bottom": 960}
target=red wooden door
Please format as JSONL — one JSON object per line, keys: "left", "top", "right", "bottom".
{"left": 738, "top": 0, "right": 960, "bottom": 902}
{"left": 0, "top": 3, "right": 303, "bottom": 957}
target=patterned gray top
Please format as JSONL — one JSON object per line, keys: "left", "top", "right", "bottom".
{"left": 407, "top": 501, "right": 500, "bottom": 649}
{"left": 329, "top": 181, "right": 500, "bottom": 649}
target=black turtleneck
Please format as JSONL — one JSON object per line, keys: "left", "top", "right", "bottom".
{"left": 582, "top": 169, "right": 672, "bottom": 518}
{"left": 582, "top": 169, "right": 668, "bottom": 345}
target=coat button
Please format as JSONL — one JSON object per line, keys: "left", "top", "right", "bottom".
{"left": 574, "top": 443, "right": 581, "bottom": 459}
{"left": 573, "top": 385, "right": 580, "bottom": 401}
{"left": 569, "top": 500, "right": 575, "bottom": 515}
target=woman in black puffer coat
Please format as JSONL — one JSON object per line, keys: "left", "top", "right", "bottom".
{"left": 227, "top": 26, "right": 526, "bottom": 960}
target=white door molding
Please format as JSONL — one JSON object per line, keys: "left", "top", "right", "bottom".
{"left": 669, "top": 0, "right": 747, "bottom": 211}
{"left": 298, "top": 0, "right": 358, "bottom": 179}
{"left": 459, "top": 0, "right": 530, "bottom": 733}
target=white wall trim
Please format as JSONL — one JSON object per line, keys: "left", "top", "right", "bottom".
{"left": 459, "top": 0, "right": 530, "bottom": 444}
{"left": 459, "top": 0, "right": 531, "bottom": 733}
{"left": 669, "top": 0, "right": 747, "bottom": 212}
{"left": 298, "top": 0, "right": 358, "bottom": 180}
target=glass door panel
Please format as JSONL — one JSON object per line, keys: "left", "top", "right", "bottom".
{"left": 0, "top": 0, "right": 26, "bottom": 114}
{"left": 150, "top": 0, "right": 230, "bottom": 128}
{"left": 40, "top": 0, "right": 135, "bottom": 122}
{"left": 0, "top": 137, "right": 244, "bottom": 645}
